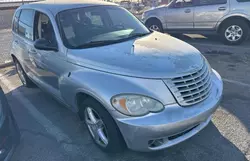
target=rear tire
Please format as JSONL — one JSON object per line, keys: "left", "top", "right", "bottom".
{"left": 220, "top": 19, "right": 249, "bottom": 45}
{"left": 79, "top": 98, "right": 126, "bottom": 153}
{"left": 146, "top": 19, "right": 164, "bottom": 33}
{"left": 14, "top": 59, "right": 34, "bottom": 88}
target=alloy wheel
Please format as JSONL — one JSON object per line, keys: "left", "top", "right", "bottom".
{"left": 225, "top": 25, "right": 243, "bottom": 42}
{"left": 85, "top": 107, "right": 109, "bottom": 147}
{"left": 149, "top": 25, "right": 160, "bottom": 31}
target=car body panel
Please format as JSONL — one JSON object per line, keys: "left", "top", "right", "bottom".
{"left": 142, "top": 5, "right": 168, "bottom": 29}
{"left": 115, "top": 69, "right": 223, "bottom": 151}
{"left": 215, "top": 1, "right": 250, "bottom": 30}
{"left": 59, "top": 67, "right": 176, "bottom": 113}
{"left": 67, "top": 32, "right": 203, "bottom": 79}
{"left": 194, "top": 1, "right": 230, "bottom": 29}
{"left": 11, "top": 1, "right": 223, "bottom": 152}
{"left": 166, "top": 6, "right": 194, "bottom": 29}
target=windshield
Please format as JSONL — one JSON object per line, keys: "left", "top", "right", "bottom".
{"left": 57, "top": 6, "right": 150, "bottom": 49}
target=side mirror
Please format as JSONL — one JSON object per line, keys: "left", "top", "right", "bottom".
{"left": 34, "top": 39, "right": 58, "bottom": 52}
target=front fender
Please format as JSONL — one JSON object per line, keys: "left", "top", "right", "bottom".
{"left": 143, "top": 7, "right": 167, "bottom": 28}
{"left": 59, "top": 68, "right": 175, "bottom": 113}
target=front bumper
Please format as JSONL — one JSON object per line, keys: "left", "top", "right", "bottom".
{"left": 115, "top": 70, "right": 223, "bottom": 152}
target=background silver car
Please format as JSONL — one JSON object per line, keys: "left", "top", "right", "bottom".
{"left": 142, "top": 0, "right": 250, "bottom": 45}
{"left": 11, "top": 0, "right": 222, "bottom": 152}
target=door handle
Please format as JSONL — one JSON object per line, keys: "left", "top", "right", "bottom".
{"left": 218, "top": 7, "right": 226, "bottom": 11}
{"left": 185, "top": 9, "right": 191, "bottom": 13}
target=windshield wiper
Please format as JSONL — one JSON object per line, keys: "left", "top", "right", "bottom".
{"left": 75, "top": 40, "right": 120, "bottom": 49}
{"left": 74, "top": 33, "right": 150, "bottom": 49}
{"left": 127, "top": 32, "right": 150, "bottom": 39}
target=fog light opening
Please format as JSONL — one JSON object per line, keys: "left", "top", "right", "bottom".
{"left": 148, "top": 137, "right": 168, "bottom": 148}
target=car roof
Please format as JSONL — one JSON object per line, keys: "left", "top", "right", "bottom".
{"left": 18, "top": 0, "right": 117, "bottom": 16}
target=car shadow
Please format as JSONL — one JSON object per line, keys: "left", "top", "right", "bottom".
{"left": 2, "top": 66, "right": 16, "bottom": 77}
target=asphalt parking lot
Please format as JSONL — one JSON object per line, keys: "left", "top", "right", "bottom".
{"left": 0, "top": 8, "right": 250, "bottom": 161}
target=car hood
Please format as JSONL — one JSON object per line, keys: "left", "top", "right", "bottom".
{"left": 67, "top": 32, "right": 204, "bottom": 78}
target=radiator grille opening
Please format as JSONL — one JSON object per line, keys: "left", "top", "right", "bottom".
{"left": 164, "top": 64, "right": 212, "bottom": 106}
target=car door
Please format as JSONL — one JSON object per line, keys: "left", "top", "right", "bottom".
{"left": 194, "top": 0, "right": 229, "bottom": 29}
{"left": 30, "top": 11, "right": 66, "bottom": 95}
{"left": 166, "top": 0, "right": 194, "bottom": 29}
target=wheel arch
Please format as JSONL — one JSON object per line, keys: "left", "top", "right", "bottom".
{"left": 217, "top": 15, "right": 250, "bottom": 33}
{"left": 145, "top": 17, "right": 162, "bottom": 26}
{"left": 11, "top": 54, "right": 17, "bottom": 62}
{"left": 75, "top": 91, "right": 111, "bottom": 121}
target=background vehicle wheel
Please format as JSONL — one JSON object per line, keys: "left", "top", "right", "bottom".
{"left": 14, "top": 59, "right": 34, "bottom": 88}
{"left": 146, "top": 19, "right": 164, "bottom": 33}
{"left": 220, "top": 19, "right": 249, "bottom": 45}
{"left": 79, "top": 98, "right": 126, "bottom": 153}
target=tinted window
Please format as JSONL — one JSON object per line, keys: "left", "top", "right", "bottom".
{"left": 12, "top": 10, "right": 21, "bottom": 33}
{"left": 18, "top": 9, "right": 34, "bottom": 40}
{"left": 34, "top": 12, "right": 56, "bottom": 44}
{"left": 172, "top": 0, "right": 193, "bottom": 7}
{"left": 197, "top": 0, "right": 227, "bottom": 5}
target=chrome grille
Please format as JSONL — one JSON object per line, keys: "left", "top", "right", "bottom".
{"left": 164, "top": 64, "right": 212, "bottom": 106}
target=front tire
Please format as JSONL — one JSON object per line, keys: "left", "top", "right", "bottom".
{"left": 79, "top": 98, "right": 126, "bottom": 153}
{"left": 146, "top": 19, "right": 164, "bottom": 33}
{"left": 14, "top": 59, "right": 34, "bottom": 88}
{"left": 220, "top": 19, "right": 249, "bottom": 45}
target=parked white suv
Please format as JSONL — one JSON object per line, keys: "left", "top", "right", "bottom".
{"left": 142, "top": 0, "right": 250, "bottom": 45}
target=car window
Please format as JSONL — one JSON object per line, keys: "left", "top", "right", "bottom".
{"left": 18, "top": 9, "right": 34, "bottom": 40}
{"left": 172, "top": 0, "right": 193, "bottom": 8}
{"left": 12, "top": 9, "right": 21, "bottom": 33}
{"left": 57, "top": 6, "right": 149, "bottom": 49}
{"left": 197, "top": 0, "right": 227, "bottom": 5}
{"left": 34, "top": 11, "right": 56, "bottom": 45}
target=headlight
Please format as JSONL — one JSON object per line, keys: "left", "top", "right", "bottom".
{"left": 111, "top": 95, "right": 164, "bottom": 116}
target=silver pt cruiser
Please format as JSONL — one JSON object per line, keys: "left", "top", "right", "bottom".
{"left": 11, "top": 0, "right": 223, "bottom": 152}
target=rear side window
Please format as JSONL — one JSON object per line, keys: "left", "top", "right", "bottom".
{"left": 172, "top": 0, "right": 194, "bottom": 8}
{"left": 12, "top": 10, "right": 21, "bottom": 33}
{"left": 197, "top": 0, "right": 227, "bottom": 5}
{"left": 18, "top": 9, "right": 34, "bottom": 40}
